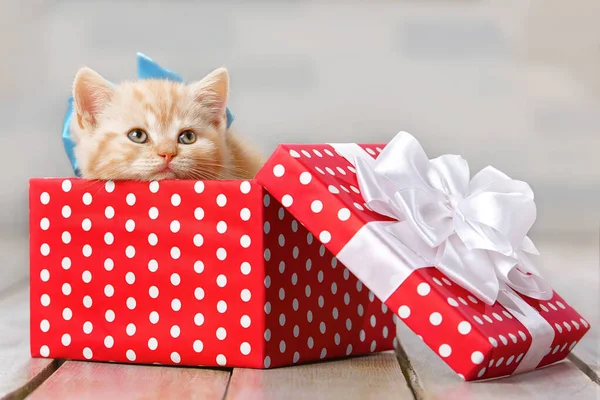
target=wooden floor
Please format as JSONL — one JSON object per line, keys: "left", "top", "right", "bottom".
{"left": 2, "top": 240, "right": 598, "bottom": 400}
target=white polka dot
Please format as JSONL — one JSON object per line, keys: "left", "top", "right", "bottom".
{"left": 149, "top": 312, "right": 159, "bottom": 324}
{"left": 217, "top": 300, "right": 228, "bottom": 313}
{"left": 569, "top": 341, "right": 578, "bottom": 351}
{"left": 61, "top": 333, "right": 71, "bottom": 346}
{"left": 194, "top": 207, "right": 205, "bottom": 220}
{"left": 240, "top": 235, "right": 251, "bottom": 248}
{"left": 290, "top": 150, "right": 300, "bottom": 158}
{"left": 83, "top": 322, "right": 93, "bottom": 334}
{"left": 148, "top": 207, "right": 159, "bottom": 219}
{"left": 471, "top": 351, "right": 484, "bottom": 364}
{"left": 517, "top": 353, "right": 524, "bottom": 363}
{"left": 282, "top": 194, "right": 293, "bottom": 207}
{"left": 496, "top": 357, "right": 504, "bottom": 367}
{"left": 301, "top": 150, "right": 312, "bottom": 158}
{"left": 125, "top": 245, "right": 135, "bottom": 258}
{"left": 398, "top": 305, "right": 411, "bottom": 319}
{"left": 171, "top": 298, "right": 181, "bottom": 312}
{"left": 103, "top": 206, "right": 114, "bottom": 219}
{"left": 429, "top": 312, "right": 442, "bottom": 326}
{"left": 279, "top": 313, "right": 286, "bottom": 326}
{"left": 195, "top": 287, "right": 205, "bottom": 300}
{"left": 62, "top": 307, "right": 73, "bottom": 320}
{"left": 127, "top": 297, "right": 136, "bottom": 310}
{"left": 171, "top": 194, "right": 181, "bottom": 206}
{"left": 105, "top": 309, "right": 115, "bottom": 322}
{"left": 417, "top": 282, "right": 431, "bottom": 296}
{"left": 240, "top": 208, "right": 251, "bottom": 221}
{"left": 556, "top": 300, "right": 566, "bottom": 309}
{"left": 319, "top": 231, "right": 331, "bottom": 243}
{"left": 149, "top": 286, "right": 159, "bottom": 299}
{"left": 104, "top": 335, "right": 114, "bottom": 348}
{"left": 104, "top": 180, "right": 115, "bottom": 193}
{"left": 293, "top": 325, "right": 300, "bottom": 337}
{"left": 194, "top": 181, "right": 205, "bottom": 193}
{"left": 492, "top": 312, "right": 503, "bottom": 321}
{"left": 124, "top": 219, "right": 135, "bottom": 232}
{"left": 191, "top": 340, "right": 204, "bottom": 353}
{"left": 499, "top": 335, "right": 508, "bottom": 345}
{"left": 40, "top": 192, "right": 50, "bottom": 205}
{"left": 171, "top": 273, "right": 181, "bottom": 286}
{"left": 540, "top": 304, "right": 549, "bottom": 312}
{"left": 104, "top": 232, "right": 114, "bottom": 245}
{"left": 273, "top": 164, "right": 285, "bottom": 177}
{"left": 40, "top": 269, "right": 50, "bottom": 282}
{"left": 573, "top": 320, "right": 580, "bottom": 330}
{"left": 502, "top": 310, "right": 513, "bottom": 319}
{"left": 82, "top": 295, "right": 92, "bottom": 308}
{"left": 148, "top": 338, "right": 158, "bottom": 350}
{"left": 125, "top": 271, "right": 135, "bottom": 284}
{"left": 83, "top": 347, "right": 92, "bottom": 359}
{"left": 217, "top": 354, "right": 227, "bottom": 366}
{"left": 509, "top": 333, "right": 518, "bottom": 343}
{"left": 216, "top": 194, "right": 227, "bottom": 207}
{"left": 215, "top": 248, "right": 227, "bottom": 260}
{"left": 149, "top": 181, "right": 160, "bottom": 193}
{"left": 458, "top": 321, "right": 472, "bottom": 335}
{"left": 241, "top": 315, "right": 251, "bottom": 328}
{"left": 148, "top": 259, "right": 158, "bottom": 272}
{"left": 170, "top": 220, "right": 180, "bottom": 233}
{"left": 216, "top": 327, "right": 227, "bottom": 340}
{"left": 194, "top": 313, "right": 205, "bottom": 326}
{"left": 40, "top": 319, "right": 50, "bottom": 332}
{"left": 483, "top": 315, "right": 494, "bottom": 323}
{"left": 506, "top": 355, "right": 515, "bottom": 366}
{"left": 104, "top": 284, "right": 114, "bottom": 297}
{"left": 581, "top": 318, "right": 589, "bottom": 328}
{"left": 39, "top": 218, "right": 50, "bottom": 231}
{"left": 554, "top": 323, "right": 563, "bottom": 333}
{"left": 439, "top": 344, "right": 452, "bottom": 357}
{"left": 311, "top": 200, "right": 323, "bottom": 213}
{"left": 82, "top": 270, "right": 92, "bottom": 283}
{"left": 61, "top": 205, "right": 72, "bottom": 218}
{"left": 239, "top": 181, "right": 252, "bottom": 194}
{"left": 40, "top": 243, "right": 50, "bottom": 256}
{"left": 263, "top": 194, "right": 271, "bottom": 207}
{"left": 489, "top": 337, "right": 498, "bottom": 347}
{"left": 170, "top": 325, "right": 181, "bottom": 338}
{"left": 126, "top": 193, "right": 136, "bottom": 206}
{"left": 241, "top": 289, "right": 252, "bottom": 302}
{"left": 299, "top": 172, "right": 312, "bottom": 185}
{"left": 239, "top": 342, "right": 251, "bottom": 356}
{"left": 126, "top": 350, "right": 136, "bottom": 361}
{"left": 280, "top": 340, "right": 287, "bottom": 353}
{"left": 552, "top": 345, "right": 560, "bottom": 354}
{"left": 447, "top": 298, "right": 459, "bottom": 307}
{"left": 170, "top": 247, "right": 181, "bottom": 259}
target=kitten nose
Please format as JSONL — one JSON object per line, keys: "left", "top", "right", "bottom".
{"left": 158, "top": 152, "right": 175, "bottom": 163}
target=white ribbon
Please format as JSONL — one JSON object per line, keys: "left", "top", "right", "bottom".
{"left": 331, "top": 135, "right": 555, "bottom": 377}
{"left": 348, "top": 132, "right": 553, "bottom": 305}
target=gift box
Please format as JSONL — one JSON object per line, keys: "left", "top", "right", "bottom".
{"left": 29, "top": 178, "right": 395, "bottom": 368}
{"left": 255, "top": 132, "right": 591, "bottom": 381}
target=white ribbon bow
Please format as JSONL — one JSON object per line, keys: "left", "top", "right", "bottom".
{"left": 353, "top": 132, "right": 553, "bottom": 305}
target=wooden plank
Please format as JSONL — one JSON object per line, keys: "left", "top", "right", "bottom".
{"left": 535, "top": 240, "right": 599, "bottom": 379}
{"left": 225, "top": 352, "right": 413, "bottom": 400}
{"left": 0, "top": 282, "right": 57, "bottom": 400}
{"left": 28, "top": 361, "right": 230, "bottom": 400}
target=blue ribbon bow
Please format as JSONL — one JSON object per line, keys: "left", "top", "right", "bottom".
{"left": 62, "top": 53, "right": 235, "bottom": 176}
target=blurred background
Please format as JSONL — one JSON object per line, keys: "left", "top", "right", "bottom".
{"left": 0, "top": 0, "right": 598, "bottom": 292}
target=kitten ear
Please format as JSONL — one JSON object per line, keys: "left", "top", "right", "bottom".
{"left": 72, "top": 67, "right": 114, "bottom": 130}
{"left": 189, "top": 67, "right": 229, "bottom": 125}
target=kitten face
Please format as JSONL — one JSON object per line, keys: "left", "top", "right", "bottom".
{"left": 71, "top": 67, "right": 233, "bottom": 181}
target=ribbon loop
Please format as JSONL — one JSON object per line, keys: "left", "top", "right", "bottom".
{"left": 354, "top": 131, "right": 552, "bottom": 304}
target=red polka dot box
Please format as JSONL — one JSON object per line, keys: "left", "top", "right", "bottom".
{"left": 30, "top": 131, "right": 590, "bottom": 381}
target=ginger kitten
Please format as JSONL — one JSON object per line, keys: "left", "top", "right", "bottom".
{"left": 70, "top": 67, "right": 262, "bottom": 181}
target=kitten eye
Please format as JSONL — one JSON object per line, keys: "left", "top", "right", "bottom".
{"left": 179, "top": 130, "right": 197, "bottom": 145}
{"left": 127, "top": 129, "right": 148, "bottom": 144}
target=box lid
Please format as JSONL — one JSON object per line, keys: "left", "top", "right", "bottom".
{"left": 255, "top": 142, "right": 423, "bottom": 304}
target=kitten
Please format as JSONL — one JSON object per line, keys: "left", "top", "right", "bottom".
{"left": 70, "top": 67, "right": 263, "bottom": 181}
